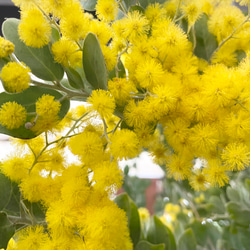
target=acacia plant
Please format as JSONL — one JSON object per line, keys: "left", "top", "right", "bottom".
{"left": 1, "top": 0, "right": 250, "bottom": 249}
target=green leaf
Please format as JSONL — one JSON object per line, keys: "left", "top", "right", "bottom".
{"left": 0, "top": 86, "right": 70, "bottom": 139}
{"left": 51, "top": 25, "right": 60, "bottom": 43}
{"left": 226, "top": 187, "right": 241, "bottom": 203}
{"left": 82, "top": 32, "right": 108, "bottom": 90}
{"left": 135, "top": 240, "right": 165, "bottom": 250}
{"left": 65, "top": 67, "right": 85, "bottom": 90}
{"left": 188, "top": 220, "right": 220, "bottom": 247}
{"left": 147, "top": 216, "right": 176, "bottom": 250}
{"left": 114, "top": 193, "right": 141, "bottom": 246}
{"left": 109, "top": 59, "right": 126, "bottom": 79}
{"left": 0, "top": 212, "right": 15, "bottom": 249}
{"left": 129, "top": 5, "right": 145, "bottom": 14}
{"left": 227, "top": 202, "right": 250, "bottom": 226}
{"left": 193, "top": 14, "right": 218, "bottom": 61}
{"left": 2, "top": 18, "right": 64, "bottom": 81}
{"left": 208, "top": 196, "right": 225, "bottom": 214}
{"left": 23, "top": 200, "right": 45, "bottom": 222}
{"left": 178, "top": 228, "right": 197, "bottom": 250}
{"left": 0, "top": 172, "right": 12, "bottom": 211}
{"left": 80, "top": 0, "right": 98, "bottom": 11}
{"left": 4, "top": 182, "right": 20, "bottom": 214}
{"left": 236, "top": 50, "right": 246, "bottom": 64}
{"left": 0, "top": 57, "right": 10, "bottom": 71}
{"left": 138, "top": 0, "right": 165, "bottom": 9}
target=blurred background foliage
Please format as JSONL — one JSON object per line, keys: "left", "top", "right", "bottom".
{"left": 121, "top": 163, "right": 250, "bottom": 250}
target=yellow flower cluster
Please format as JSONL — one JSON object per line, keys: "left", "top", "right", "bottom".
{"left": 2, "top": 0, "right": 250, "bottom": 248}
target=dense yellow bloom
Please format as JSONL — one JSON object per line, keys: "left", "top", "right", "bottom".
{"left": 124, "top": 11, "right": 150, "bottom": 42}
{"left": 36, "top": 94, "right": 61, "bottom": 118}
{"left": 15, "top": 226, "right": 49, "bottom": 250}
{"left": 0, "top": 37, "right": 14, "bottom": 58}
{"left": 12, "top": 0, "right": 37, "bottom": 9}
{"left": 1, "top": 155, "right": 30, "bottom": 182}
{"left": 87, "top": 89, "right": 115, "bottom": 118}
{"left": 124, "top": 100, "right": 152, "bottom": 128}
{"left": 0, "top": 102, "right": 27, "bottom": 130}
{"left": 18, "top": 9, "right": 51, "bottom": 48}
{"left": 164, "top": 118, "right": 190, "bottom": 152}
{"left": 203, "top": 159, "right": 229, "bottom": 187}
{"left": 190, "top": 124, "right": 219, "bottom": 157}
{"left": 60, "top": 8, "right": 90, "bottom": 41}
{"left": 0, "top": 62, "right": 30, "bottom": 93}
{"left": 40, "top": 0, "right": 75, "bottom": 17}
{"left": 108, "top": 77, "right": 136, "bottom": 105}
{"left": 166, "top": 154, "right": 193, "bottom": 180}
{"left": 202, "top": 65, "right": 237, "bottom": 108}
{"left": 93, "top": 161, "right": 123, "bottom": 194}
{"left": 20, "top": 174, "right": 48, "bottom": 203}
{"left": 149, "top": 141, "right": 170, "bottom": 166}
{"left": 145, "top": 3, "right": 165, "bottom": 25}
{"left": 110, "top": 129, "right": 140, "bottom": 160}
{"left": 96, "top": 0, "right": 119, "bottom": 22}
{"left": 135, "top": 59, "right": 165, "bottom": 89}
{"left": 211, "top": 46, "right": 238, "bottom": 67}
{"left": 81, "top": 204, "right": 133, "bottom": 250}
{"left": 46, "top": 200, "right": 77, "bottom": 235}
{"left": 224, "top": 111, "right": 250, "bottom": 140}
{"left": 189, "top": 169, "right": 208, "bottom": 191}
{"left": 163, "top": 0, "right": 177, "bottom": 18}
{"left": 51, "top": 39, "right": 82, "bottom": 67}
{"left": 153, "top": 20, "right": 189, "bottom": 59}
{"left": 61, "top": 177, "right": 91, "bottom": 209}
{"left": 208, "top": 4, "right": 245, "bottom": 42}
{"left": 90, "top": 20, "right": 113, "bottom": 45}
{"left": 181, "top": 0, "right": 203, "bottom": 31}
{"left": 221, "top": 143, "right": 250, "bottom": 171}
{"left": 68, "top": 131, "right": 103, "bottom": 163}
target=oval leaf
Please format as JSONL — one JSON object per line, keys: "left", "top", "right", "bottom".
{"left": 82, "top": 32, "right": 107, "bottom": 90}
{"left": 135, "top": 240, "right": 165, "bottom": 250}
{"left": 81, "top": 0, "right": 98, "bottom": 11}
{"left": 193, "top": 14, "right": 218, "bottom": 61}
{"left": 0, "top": 212, "right": 15, "bottom": 249}
{"left": 0, "top": 86, "right": 70, "bottom": 139}
{"left": 2, "top": 18, "right": 64, "bottom": 81}
{"left": 178, "top": 228, "right": 196, "bottom": 250}
{"left": 65, "top": 67, "right": 85, "bottom": 90}
{"left": 115, "top": 193, "right": 141, "bottom": 246}
{"left": 0, "top": 171, "right": 12, "bottom": 211}
{"left": 226, "top": 187, "right": 241, "bottom": 203}
{"left": 147, "top": 216, "right": 176, "bottom": 250}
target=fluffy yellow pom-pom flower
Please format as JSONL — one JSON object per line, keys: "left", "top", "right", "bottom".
{"left": 81, "top": 204, "right": 133, "bottom": 250}
{"left": 0, "top": 62, "right": 30, "bottom": 93}
{"left": 51, "top": 39, "right": 82, "bottom": 67}
{"left": 96, "top": 0, "right": 119, "bottom": 23}
{"left": 18, "top": 8, "right": 51, "bottom": 48}
{"left": 221, "top": 143, "right": 250, "bottom": 171}
{"left": 0, "top": 37, "right": 14, "bottom": 58}
{"left": 110, "top": 129, "right": 141, "bottom": 160}
{"left": 0, "top": 101, "right": 27, "bottom": 130}
{"left": 36, "top": 94, "right": 61, "bottom": 118}
{"left": 88, "top": 89, "right": 115, "bottom": 118}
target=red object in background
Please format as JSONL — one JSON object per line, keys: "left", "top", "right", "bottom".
{"left": 117, "top": 178, "right": 163, "bottom": 215}
{"left": 145, "top": 179, "right": 163, "bottom": 214}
